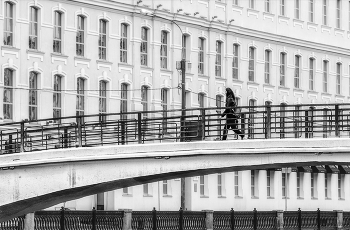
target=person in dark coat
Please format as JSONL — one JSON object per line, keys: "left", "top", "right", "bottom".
{"left": 221, "top": 88, "right": 244, "bottom": 140}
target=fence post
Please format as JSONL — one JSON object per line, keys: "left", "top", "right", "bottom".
{"left": 152, "top": 207, "right": 157, "bottom": 230}
{"left": 336, "top": 210, "right": 343, "bottom": 230}
{"left": 265, "top": 104, "right": 271, "bottom": 139}
{"left": 60, "top": 207, "right": 65, "bottom": 230}
{"left": 179, "top": 207, "right": 184, "bottom": 230}
{"left": 137, "top": 113, "right": 142, "bottom": 144}
{"left": 253, "top": 208, "right": 257, "bottom": 230}
{"left": 77, "top": 116, "right": 82, "bottom": 147}
{"left": 92, "top": 207, "right": 96, "bottom": 230}
{"left": 317, "top": 208, "right": 320, "bottom": 230}
{"left": 203, "top": 210, "right": 213, "bottom": 230}
{"left": 276, "top": 210, "right": 284, "bottom": 230}
{"left": 335, "top": 105, "right": 340, "bottom": 137}
{"left": 20, "top": 120, "right": 25, "bottom": 152}
{"left": 23, "top": 213, "right": 34, "bottom": 230}
{"left": 230, "top": 208, "right": 235, "bottom": 230}
{"left": 298, "top": 208, "right": 301, "bottom": 230}
{"left": 122, "top": 209, "right": 132, "bottom": 230}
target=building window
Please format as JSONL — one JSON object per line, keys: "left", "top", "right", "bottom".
{"left": 248, "top": 99, "right": 256, "bottom": 139}
{"left": 120, "top": 83, "right": 128, "bottom": 120}
{"left": 29, "top": 7, "right": 38, "bottom": 49}
{"left": 280, "top": 103, "right": 286, "bottom": 139}
{"left": 4, "top": 2, "right": 13, "bottom": 46}
{"left": 294, "top": 55, "right": 300, "bottom": 88}
{"left": 163, "top": 180, "right": 169, "bottom": 195}
{"left": 267, "top": 170, "right": 271, "bottom": 197}
{"left": 76, "top": 77, "right": 85, "bottom": 117}
{"left": 53, "top": 75, "right": 62, "bottom": 120}
{"left": 295, "top": 0, "right": 300, "bottom": 19}
{"left": 264, "top": 50, "right": 270, "bottom": 84}
{"left": 323, "top": 61, "right": 328, "bottom": 93}
{"left": 234, "top": 171, "right": 239, "bottom": 196}
{"left": 198, "top": 93, "right": 205, "bottom": 108}
{"left": 323, "top": 0, "right": 327, "bottom": 25}
{"left": 233, "top": 44, "right": 239, "bottom": 80}
{"left": 265, "top": 0, "right": 270, "bottom": 13}
{"left": 280, "top": 0, "right": 285, "bottom": 16}
{"left": 249, "top": 0, "right": 255, "bottom": 9}
{"left": 336, "top": 63, "right": 341, "bottom": 95}
{"left": 29, "top": 72, "right": 38, "bottom": 121}
{"left": 309, "top": 58, "right": 314, "bottom": 91}
{"left": 99, "top": 80, "right": 107, "bottom": 114}
{"left": 336, "top": 0, "right": 341, "bottom": 29}
{"left": 161, "top": 88, "right": 168, "bottom": 133}
{"left": 160, "top": 31, "right": 168, "bottom": 69}
{"left": 76, "top": 16, "right": 85, "bottom": 56}
{"left": 280, "top": 53, "right": 286, "bottom": 86}
{"left": 53, "top": 11, "right": 62, "bottom": 53}
{"left": 338, "top": 174, "right": 344, "bottom": 199}
{"left": 97, "top": 193, "right": 104, "bottom": 210}
{"left": 198, "top": 38, "right": 204, "bottom": 74}
{"left": 3, "top": 68, "right": 13, "bottom": 120}
{"left": 143, "top": 184, "right": 149, "bottom": 195}
{"left": 311, "top": 173, "right": 317, "bottom": 198}
{"left": 215, "top": 41, "right": 222, "bottom": 77}
{"left": 282, "top": 172, "right": 288, "bottom": 198}
{"left": 141, "top": 27, "right": 148, "bottom": 66}
{"left": 141, "top": 86, "right": 148, "bottom": 120}
{"left": 248, "top": 47, "right": 255, "bottom": 82}
{"left": 296, "top": 172, "right": 302, "bottom": 198}
{"left": 325, "top": 173, "right": 330, "bottom": 199}
{"left": 349, "top": 1, "right": 350, "bottom": 31}
{"left": 217, "top": 174, "right": 223, "bottom": 196}
{"left": 123, "top": 187, "right": 129, "bottom": 195}
{"left": 182, "top": 35, "right": 187, "bottom": 60}
{"left": 233, "top": 0, "right": 238, "bottom": 5}
{"left": 309, "top": 0, "right": 314, "bottom": 23}
{"left": 251, "top": 170, "right": 257, "bottom": 197}
{"left": 99, "top": 19, "right": 107, "bottom": 60}
{"left": 200, "top": 175, "right": 205, "bottom": 196}
{"left": 120, "top": 23, "right": 128, "bottom": 63}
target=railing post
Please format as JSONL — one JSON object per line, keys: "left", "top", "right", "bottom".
{"left": 92, "top": 207, "right": 96, "bottom": 230}
{"left": 265, "top": 104, "right": 271, "bottom": 139}
{"left": 122, "top": 209, "right": 132, "bottom": 230}
{"left": 253, "top": 208, "right": 257, "bottom": 230}
{"left": 23, "top": 213, "right": 34, "bottom": 230}
{"left": 60, "top": 207, "right": 65, "bottom": 230}
{"left": 63, "top": 127, "right": 68, "bottom": 148}
{"left": 201, "top": 109, "right": 205, "bottom": 140}
{"left": 336, "top": 210, "right": 343, "bottom": 230}
{"left": 317, "top": 208, "right": 320, "bottom": 230}
{"left": 203, "top": 210, "right": 213, "bottom": 230}
{"left": 137, "top": 113, "right": 142, "bottom": 144}
{"left": 304, "top": 111, "right": 309, "bottom": 138}
{"left": 230, "top": 208, "right": 235, "bottom": 230}
{"left": 276, "top": 210, "right": 284, "bottom": 230}
{"left": 152, "top": 207, "right": 157, "bottom": 230}
{"left": 240, "top": 113, "right": 245, "bottom": 138}
{"left": 77, "top": 116, "right": 82, "bottom": 147}
{"left": 298, "top": 208, "right": 301, "bottom": 230}
{"left": 179, "top": 207, "right": 184, "bottom": 230}
{"left": 20, "top": 120, "right": 25, "bottom": 152}
{"left": 8, "top": 134, "right": 13, "bottom": 154}
{"left": 335, "top": 105, "right": 340, "bottom": 137}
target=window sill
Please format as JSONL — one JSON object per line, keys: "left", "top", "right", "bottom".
{"left": 263, "top": 12, "right": 274, "bottom": 17}
{"left": 215, "top": 76, "right": 225, "bottom": 80}
{"left": 247, "top": 81, "right": 259, "bottom": 86}
{"left": 251, "top": 196, "right": 259, "bottom": 199}
{"left": 293, "top": 88, "right": 304, "bottom": 93}
{"left": 200, "top": 195, "right": 209, "bottom": 198}
{"left": 338, "top": 198, "right": 345, "bottom": 200}
{"left": 27, "top": 49, "right": 45, "bottom": 55}
{"left": 218, "top": 195, "right": 226, "bottom": 198}
{"left": 307, "top": 90, "right": 318, "bottom": 94}
{"left": 293, "top": 19, "right": 304, "bottom": 24}
{"left": 51, "top": 53, "right": 68, "bottom": 58}
{"left": 163, "top": 194, "right": 172, "bottom": 198}
{"left": 198, "top": 74, "right": 209, "bottom": 79}
{"left": 282, "top": 197, "right": 290, "bottom": 199}
{"left": 263, "top": 83, "right": 274, "bottom": 88}
{"left": 307, "top": 21, "right": 318, "bottom": 27}
{"left": 1, "top": 45, "right": 20, "bottom": 51}
{"left": 140, "top": 65, "right": 154, "bottom": 71}
{"left": 143, "top": 194, "right": 153, "bottom": 197}
{"left": 232, "top": 4, "right": 243, "bottom": 11}
{"left": 335, "top": 94, "right": 345, "bottom": 98}
{"left": 297, "top": 197, "right": 304, "bottom": 200}
{"left": 311, "top": 197, "right": 318, "bottom": 200}
{"left": 74, "top": 56, "right": 91, "bottom": 62}
{"left": 321, "top": 92, "right": 331, "bottom": 97}
{"left": 278, "top": 15, "right": 290, "bottom": 21}
{"left": 232, "top": 78, "right": 244, "bottom": 84}
{"left": 235, "top": 196, "right": 243, "bottom": 199}
{"left": 160, "top": 68, "right": 173, "bottom": 74}
{"left": 335, "top": 28, "right": 345, "bottom": 33}
{"left": 97, "top": 59, "right": 113, "bottom": 65}
{"left": 122, "top": 194, "right": 133, "bottom": 197}
{"left": 325, "top": 197, "right": 331, "bottom": 200}
{"left": 278, "top": 86, "right": 290, "bottom": 90}
{"left": 267, "top": 196, "right": 275, "bottom": 199}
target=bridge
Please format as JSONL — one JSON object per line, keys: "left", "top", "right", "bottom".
{"left": 1, "top": 103, "right": 350, "bottom": 222}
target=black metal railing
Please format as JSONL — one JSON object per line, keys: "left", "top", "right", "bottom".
{"left": 0, "top": 103, "right": 350, "bottom": 155}
{"left": 1, "top": 208, "right": 347, "bottom": 230}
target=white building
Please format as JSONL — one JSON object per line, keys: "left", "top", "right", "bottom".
{"left": 1, "top": 0, "right": 350, "bottom": 211}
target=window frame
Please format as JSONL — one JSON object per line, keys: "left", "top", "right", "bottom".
{"left": 3, "top": 68, "right": 13, "bottom": 120}
{"left": 233, "top": 44, "right": 239, "bottom": 80}
{"left": 99, "top": 80, "right": 107, "bottom": 114}
{"left": 140, "top": 27, "right": 148, "bottom": 66}
{"left": 53, "top": 11, "right": 62, "bottom": 53}
{"left": 323, "top": 61, "right": 328, "bottom": 93}
{"left": 280, "top": 53, "right": 286, "bottom": 87}
{"left": 4, "top": 1, "right": 14, "bottom": 46}
{"left": 217, "top": 173, "right": 223, "bottom": 196}
{"left": 76, "top": 15, "right": 85, "bottom": 56}
{"left": 248, "top": 47, "right": 255, "bottom": 82}
{"left": 280, "top": 0, "right": 285, "bottom": 16}
{"left": 198, "top": 38, "right": 205, "bottom": 74}
{"left": 29, "top": 6, "right": 39, "bottom": 50}
{"left": 53, "top": 74, "right": 62, "bottom": 121}
{"left": 120, "top": 23, "right": 128, "bottom": 63}
{"left": 309, "top": 0, "right": 314, "bottom": 23}
{"left": 309, "top": 58, "right": 315, "bottom": 91}
{"left": 76, "top": 77, "right": 85, "bottom": 117}
{"left": 249, "top": 0, "right": 255, "bottom": 9}
{"left": 264, "top": 50, "right": 270, "bottom": 84}
{"left": 336, "top": 63, "right": 341, "bottom": 95}
{"left": 215, "top": 41, "right": 222, "bottom": 77}
{"left": 29, "top": 71, "right": 38, "bottom": 121}
{"left": 294, "top": 55, "right": 300, "bottom": 89}
{"left": 120, "top": 83, "right": 128, "bottom": 120}
{"left": 99, "top": 19, "right": 107, "bottom": 60}
{"left": 322, "top": 0, "right": 327, "bottom": 26}
{"left": 336, "top": 0, "right": 341, "bottom": 29}
{"left": 265, "top": 0, "right": 270, "bottom": 13}
{"left": 160, "top": 30, "right": 168, "bottom": 69}
{"left": 295, "top": 0, "right": 300, "bottom": 19}
{"left": 161, "top": 88, "right": 168, "bottom": 133}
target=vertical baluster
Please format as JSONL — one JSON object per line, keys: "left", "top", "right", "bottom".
{"left": 298, "top": 208, "right": 301, "bottom": 230}
{"left": 138, "top": 113, "right": 142, "bottom": 144}
{"left": 179, "top": 208, "right": 183, "bottom": 230}
{"left": 253, "top": 208, "right": 257, "bottom": 230}
{"left": 60, "top": 207, "right": 65, "bottom": 230}
{"left": 317, "top": 208, "right": 320, "bottom": 230}
{"left": 335, "top": 105, "right": 340, "bottom": 137}
{"left": 92, "top": 207, "right": 96, "bottom": 230}
{"left": 152, "top": 207, "right": 157, "bottom": 230}
{"left": 230, "top": 209, "right": 234, "bottom": 230}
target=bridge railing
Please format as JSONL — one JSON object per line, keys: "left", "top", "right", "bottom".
{"left": 2, "top": 208, "right": 346, "bottom": 230}
{"left": 0, "top": 103, "right": 349, "bottom": 155}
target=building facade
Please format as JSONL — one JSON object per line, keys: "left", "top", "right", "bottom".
{"left": 1, "top": 0, "right": 350, "bottom": 211}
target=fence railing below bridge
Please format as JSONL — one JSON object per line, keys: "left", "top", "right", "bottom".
{"left": 1, "top": 103, "right": 350, "bottom": 154}
{"left": 1, "top": 207, "right": 348, "bottom": 230}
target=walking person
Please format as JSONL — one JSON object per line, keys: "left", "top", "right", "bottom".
{"left": 220, "top": 88, "right": 244, "bottom": 140}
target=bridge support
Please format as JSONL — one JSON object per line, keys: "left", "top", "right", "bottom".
{"left": 204, "top": 210, "right": 213, "bottom": 230}
{"left": 23, "top": 213, "right": 34, "bottom": 230}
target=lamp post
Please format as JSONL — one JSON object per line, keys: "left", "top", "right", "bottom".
{"left": 140, "top": 8, "right": 187, "bottom": 209}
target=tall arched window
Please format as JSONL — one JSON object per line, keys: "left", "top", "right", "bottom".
{"left": 140, "top": 27, "right": 148, "bottom": 66}
{"left": 323, "top": 60, "right": 328, "bottom": 93}
{"left": 182, "top": 34, "right": 189, "bottom": 60}
{"left": 4, "top": 1, "right": 14, "bottom": 46}
{"left": 53, "top": 75, "right": 62, "bottom": 120}
{"left": 120, "top": 23, "right": 128, "bottom": 63}
{"left": 29, "top": 6, "right": 38, "bottom": 49}
{"left": 29, "top": 72, "right": 38, "bottom": 120}
{"left": 248, "top": 47, "right": 255, "bottom": 81}
{"left": 264, "top": 50, "right": 271, "bottom": 84}
{"left": 3, "top": 68, "right": 13, "bottom": 119}
{"left": 233, "top": 44, "right": 239, "bottom": 79}
{"left": 215, "top": 41, "right": 222, "bottom": 77}
{"left": 99, "top": 19, "right": 107, "bottom": 60}
{"left": 280, "top": 53, "right": 286, "bottom": 86}
{"left": 99, "top": 80, "right": 107, "bottom": 114}
{"left": 53, "top": 11, "right": 62, "bottom": 53}
{"left": 76, "top": 77, "right": 85, "bottom": 117}
{"left": 120, "top": 83, "right": 128, "bottom": 120}
{"left": 248, "top": 99, "right": 256, "bottom": 139}
{"left": 161, "top": 88, "right": 168, "bottom": 133}
{"left": 309, "top": 58, "right": 315, "bottom": 90}
{"left": 336, "top": 63, "right": 341, "bottom": 94}
{"left": 76, "top": 15, "right": 85, "bottom": 56}
{"left": 198, "top": 38, "right": 204, "bottom": 74}
{"left": 141, "top": 85, "right": 148, "bottom": 116}
{"left": 294, "top": 55, "right": 300, "bottom": 88}
{"left": 160, "top": 31, "right": 168, "bottom": 69}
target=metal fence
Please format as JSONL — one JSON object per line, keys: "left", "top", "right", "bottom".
{"left": 1, "top": 103, "right": 350, "bottom": 155}
{"left": 2, "top": 208, "right": 347, "bottom": 230}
